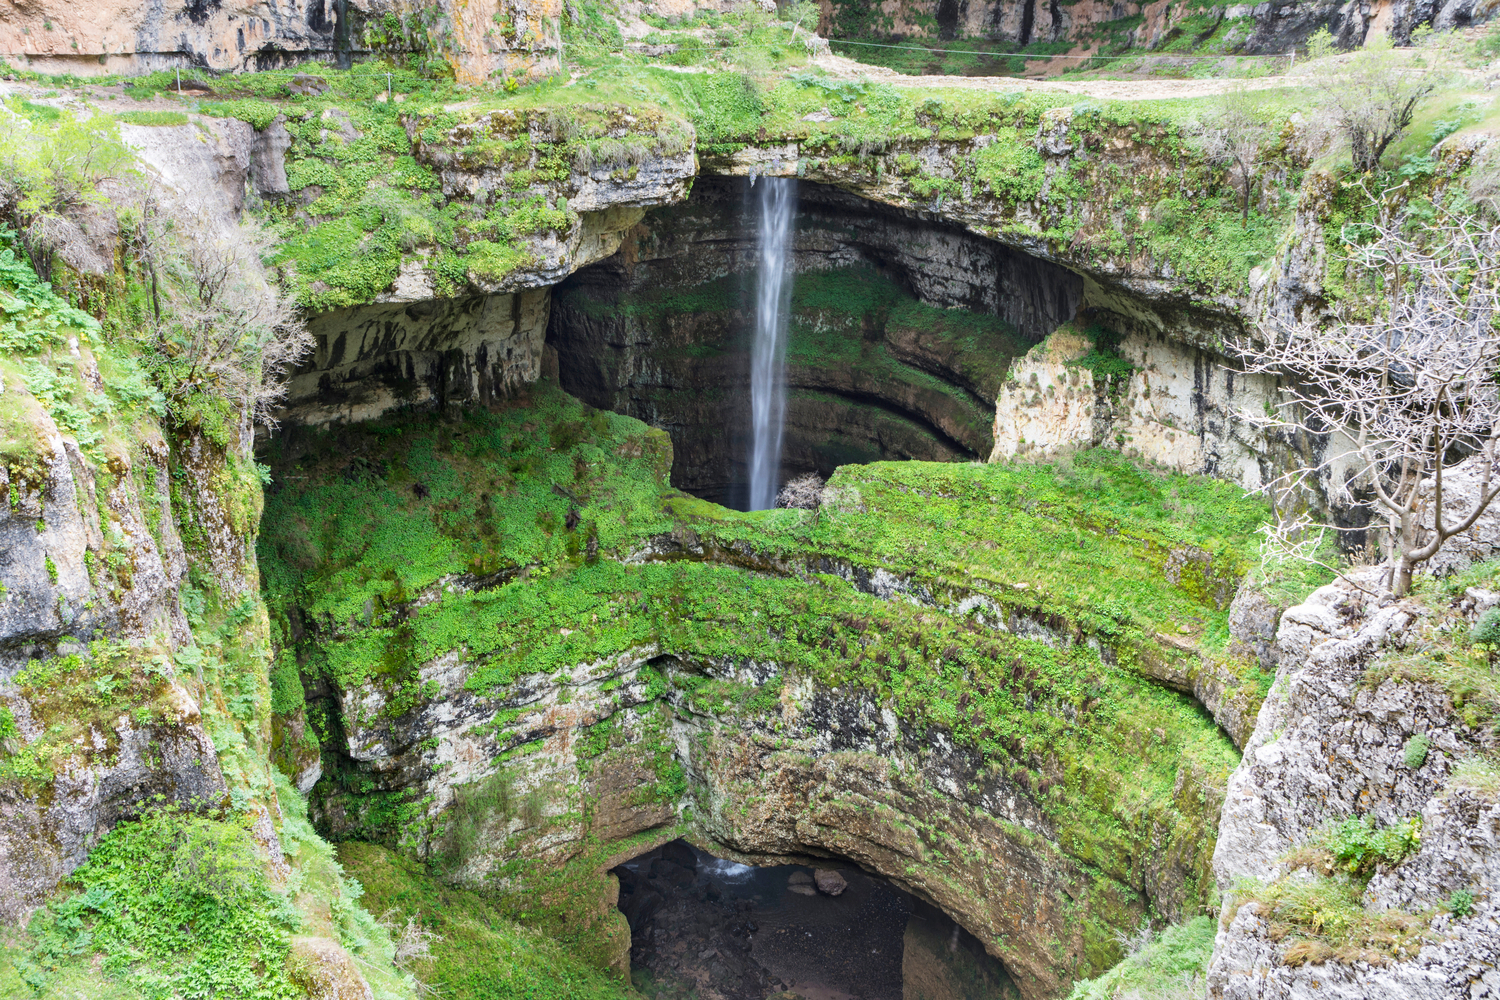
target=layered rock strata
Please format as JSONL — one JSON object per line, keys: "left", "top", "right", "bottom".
{"left": 549, "top": 177, "right": 1047, "bottom": 502}
{"left": 817, "top": 0, "right": 1492, "bottom": 56}
{"left": 0, "top": 0, "right": 562, "bottom": 82}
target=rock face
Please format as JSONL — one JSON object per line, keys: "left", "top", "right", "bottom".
{"left": 283, "top": 290, "right": 551, "bottom": 425}
{"left": 0, "top": 114, "right": 296, "bottom": 928}
{"left": 0, "top": 0, "right": 562, "bottom": 81}
{"left": 991, "top": 326, "right": 1277, "bottom": 489}
{"left": 0, "top": 346, "right": 256, "bottom": 921}
{"left": 1206, "top": 571, "right": 1500, "bottom": 998}
{"left": 817, "top": 0, "right": 1491, "bottom": 56}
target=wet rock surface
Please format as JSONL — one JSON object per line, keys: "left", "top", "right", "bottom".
{"left": 616, "top": 841, "right": 909, "bottom": 1000}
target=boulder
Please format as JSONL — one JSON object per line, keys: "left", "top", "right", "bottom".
{"left": 813, "top": 869, "right": 847, "bottom": 896}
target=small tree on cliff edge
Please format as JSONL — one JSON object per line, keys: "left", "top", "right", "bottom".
{"left": 1306, "top": 29, "right": 1445, "bottom": 174}
{"left": 1196, "top": 86, "right": 1270, "bottom": 229}
{"left": 1237, "top": 207, "right": 1500, "bottom": 597}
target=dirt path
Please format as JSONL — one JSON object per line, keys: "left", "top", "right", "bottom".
{"left": 808, "top": 51, "right": 1307, "bottom": 101}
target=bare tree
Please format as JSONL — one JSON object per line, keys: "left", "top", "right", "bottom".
{"left": 1236, "top": 206, "right": 1500, "bottom": 596}
{"left": 0, "top": 111, "right": 134, "bottom": 282}
{"left": 777, "top": 472, "right": 825, "bottom": 510}
{"left": 1308, "top": 33, "right": 1445, "bottom": 174}
{"left": 1195, "top": 86, "right": 1271, "bottom": 229}
{"left": 147, "top": 208, "right": 313, "bottom": 428}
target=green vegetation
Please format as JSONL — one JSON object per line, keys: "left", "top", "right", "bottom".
{"left": 1361, "top": 564, "right": 1500, "bottom": 732}
{"left": 1235, "top": 814, "right": 1427, "bottom": 966}
{"left": 3, "top": 807, "right": 302, "bottom": 998}
{"left": 1284, "top": 816, "right": 1423, "bottom": 877}
{"left": 339, "top": 841, "right": 635, "bottom": 1000}
{"left": 1065, "top": 916, "right": 1217, "bottom": 999}
{"left": 259, "top": 380, "right": 1269, "bottom": 976}
{"left": 1, "top": 777, "right": 412, "bottom": 999}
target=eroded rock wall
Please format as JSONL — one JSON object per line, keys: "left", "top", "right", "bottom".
{"left": 0, "top": 0, "right": 562, "bottom": 81}
{"left": 283, "top": 289, "right": 550, "bottom": 425}
{"left": 816, "top": 0, "right": 1491, "bottom": 55}
{"left": 990, "top": 325, "right": 1277, "bottom": 489}
{"left": 1206, "top": 573, "right": 1500, "bottom": 999}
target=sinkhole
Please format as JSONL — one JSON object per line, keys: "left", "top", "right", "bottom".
{"left": 548, "top": 177, "right": 1081, "bottom": 510}
{"left": 613, "top": 840, "right": 1018, "bottom": 1000}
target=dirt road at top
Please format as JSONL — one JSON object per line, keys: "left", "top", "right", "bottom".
{"left": 810, "top": 51, "right": 1309, "bottom": 101}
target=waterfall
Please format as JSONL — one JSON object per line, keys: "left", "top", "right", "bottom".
{"left": 748, "top": 176, "right": 796, "bottom": 511}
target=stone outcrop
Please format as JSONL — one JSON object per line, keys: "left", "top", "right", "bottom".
{"left": 990, "top": 325, "right": 1277, "bottom": 489}
{"left": 283, "top": 290, "right": 551, "bottom": 425}
{"left": 0, "top": 0, "right": 561, "bottom": 82}
{"left": 1206, "top": 570, "right": 1500, "bottom": 998}
{"left": 0, "top": 349, "right": 257, "bottom": 921}
{"left": 816, "top": 0, "right": 1493, "bottom": 57}
{"left": 711, "top": 125, "right": 1256, "bottom": 362}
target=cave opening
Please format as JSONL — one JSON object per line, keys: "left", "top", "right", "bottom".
{"left": 547, "top": 176, "right": 1083, "bottom": 511}
{"left": 613, "top": 839, "right": 1018, "bottom": 1000}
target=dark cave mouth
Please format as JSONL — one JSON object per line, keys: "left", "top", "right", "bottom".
{"left": 613, "top": 840, "right": 1017, "bottom": 1000}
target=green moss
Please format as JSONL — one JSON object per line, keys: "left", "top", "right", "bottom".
{"left": 1065, "top": 916, "right": 1216, "bottom": 999}
{"left": 13, "top": 807, "right": 302, "bottom": 998}
{"left": 338, "top": 841, "right": 635, "bottom": 1000}
{"left": 114, "top": 110, "right": 190, "bottom": 127}
{"left": 261, "top": 384, "right": 1264, "bottom": 979}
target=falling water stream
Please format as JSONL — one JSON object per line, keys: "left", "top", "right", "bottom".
{"left": 748, "top": 177, "right": 796, "bottom": 511}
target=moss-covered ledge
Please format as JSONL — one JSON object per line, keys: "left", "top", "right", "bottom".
{"left": 256, "top": 383, "right": 1270, "bottom": 999}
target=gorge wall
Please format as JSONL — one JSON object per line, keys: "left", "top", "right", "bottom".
{"left": 11, "top": 43, "right": 1497, "bottom": 1000}
{"left": 0, "top": 0, "right": 563, "bottom": 83}
{"left": 817, "top": 0, "right": 1494, "bottom": 58}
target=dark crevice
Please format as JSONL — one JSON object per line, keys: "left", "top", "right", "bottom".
{"left": 790, "top": 385, "right": 980, "bottom": 460}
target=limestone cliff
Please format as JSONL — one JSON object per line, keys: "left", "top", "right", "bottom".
{"left": 0, "top": 0, "right": 562, "bottom": 83}
{"left": 817, "top": 0, "right": 1492, "bottom": 58}
{"left": 1207, "top": 571, "right": 1500, "bottom": 998}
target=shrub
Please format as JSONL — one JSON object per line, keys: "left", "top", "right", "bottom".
{"left": 1472, "top": 607, "right": 1500, "bottom": 646}
{"left": 1448, "top": 889, "right": 1475, "bottom": 918}
{"left": 1405, "top": 734, "right": 1432, "bottom": 769}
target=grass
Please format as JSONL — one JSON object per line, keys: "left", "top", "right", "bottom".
{"left": 1065, "top": 916, "right": 1217, "bottom": 999}
{"left": 1231, "top": 872, "right": 1434, "bottom": 966}
{"left": 338, "top": 841, "right": 635, "bottom": 1000}
{"left": 1359, "top": 565, "right": 1500, "bottom": 732}
{"left": 1230, "top": 812, "right": 1430, "bottom": 967}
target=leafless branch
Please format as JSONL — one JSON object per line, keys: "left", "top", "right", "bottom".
{"left": 1234, "top": 208, "right": 1500, "bottom": 596}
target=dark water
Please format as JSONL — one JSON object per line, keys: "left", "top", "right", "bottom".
{"left": 614, "top": 841, "right": 1013, "bottom": 1000}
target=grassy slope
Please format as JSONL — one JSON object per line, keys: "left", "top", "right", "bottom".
{"left": 1064, "top": 916, "right": 1216, "bottom": 999}
{"left": 338, "top": 841, "right": 635, "bottom": 1000}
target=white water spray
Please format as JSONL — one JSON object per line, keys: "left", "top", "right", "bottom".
{"left": 748, "top": 177, "right": 795, "bottom": 511}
